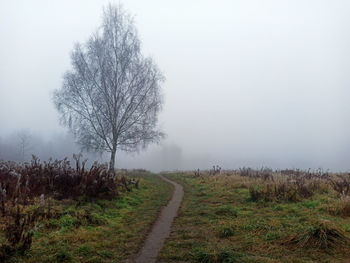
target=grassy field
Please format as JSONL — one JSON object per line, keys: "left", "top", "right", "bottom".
{"left": 158, "top": 172, "right": 350, "bottom": 263}
{"left": 1, "top": 174, "right": 173, "bottom": 263}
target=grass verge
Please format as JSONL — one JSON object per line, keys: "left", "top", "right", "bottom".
{"left": 1, "top": 174, "right": 173, "bottom": 263}
{"left": 158, "top": 173, "right": 350, "bottom": 263}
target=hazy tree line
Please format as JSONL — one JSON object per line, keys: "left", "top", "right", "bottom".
{"left": 0, "top": 130, "right": 105, "bottom": 165}
{"left": 0, "top": 130, "right": 187, "bottom": 171}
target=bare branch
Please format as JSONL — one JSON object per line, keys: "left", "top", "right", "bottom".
{"left": 53, "top": 4, "right": 164, "bottom": 172}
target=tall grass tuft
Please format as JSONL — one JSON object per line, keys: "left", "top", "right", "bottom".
{"left": 328, "top": 195, "right": 350, "bottom": 217}
{"left": 283, "top": 220, "right": 347, "bottom": 249}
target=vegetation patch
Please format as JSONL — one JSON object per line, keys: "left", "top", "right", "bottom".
{"left": 328, "top": 196, "right": 350, "bottom": 217}
{"left": 192, "top": 248, "right": 243, "bottom": 263}
{"left": 283, "top": 220, "right": 347, "bottom": 249}
{"left": 159, "top": 171, "right": 350, "bottom": 262}
{"left": 215, "top": 206, "right": 238, "bottom": 217}
{"left": 0, "top": 159, "right": 173, "bottom": 262}
{"left": 218, "top": 226, "right": 235, "bottom": 238}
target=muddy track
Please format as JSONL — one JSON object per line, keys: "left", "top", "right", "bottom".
{"left": 133, "top": 175, "right": 184, "bottom": 263}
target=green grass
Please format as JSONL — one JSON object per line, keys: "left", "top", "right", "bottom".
{"left": 158, "top": 173, "right": 350, "bottom": 263}
{"left": 3, "top": 174, "right": 173, "bottom": 263}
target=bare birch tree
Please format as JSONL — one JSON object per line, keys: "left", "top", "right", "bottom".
{"left": 53, "top": 4, "right": 164, "bottom": 173}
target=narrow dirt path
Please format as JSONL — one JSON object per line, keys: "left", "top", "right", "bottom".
{"left": 133, "top": 175, "right": 184, "bottom": 263}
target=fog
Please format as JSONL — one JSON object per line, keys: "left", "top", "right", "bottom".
{"left": 1, "top": 0, "right": 350, "bottom": 171}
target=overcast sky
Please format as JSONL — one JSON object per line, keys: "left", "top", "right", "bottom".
{"left": 1, "top": 0, "right": 350, "bottom": 171}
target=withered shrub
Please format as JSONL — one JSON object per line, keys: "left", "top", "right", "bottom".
{"left": 0, "top": 155, "right": 139, "bottom": 258}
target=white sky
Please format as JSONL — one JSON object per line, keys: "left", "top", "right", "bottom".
{"left": 1, "top": 0, "right": 350, "bottom": 171}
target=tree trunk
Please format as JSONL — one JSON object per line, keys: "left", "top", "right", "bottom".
{"left": 109, "top": 149, "right": 116, "bottom": 174}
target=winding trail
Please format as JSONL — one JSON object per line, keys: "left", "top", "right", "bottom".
{"left": 133, "top": 175, "right": 184, "bottom": 263}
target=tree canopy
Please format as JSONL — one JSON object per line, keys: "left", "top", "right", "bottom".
{"left": 53, "top": 4, "right": 164, "bottom": 172}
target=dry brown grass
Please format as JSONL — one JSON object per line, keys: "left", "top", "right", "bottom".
{"left": 328, "top": 195, "right": 350, "bottom": 217}
{"left": 159, "top": 172, "right": 350, "bottom": 262}
{"left": 282, "top": 220, "right": 347, "bottom": 249}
